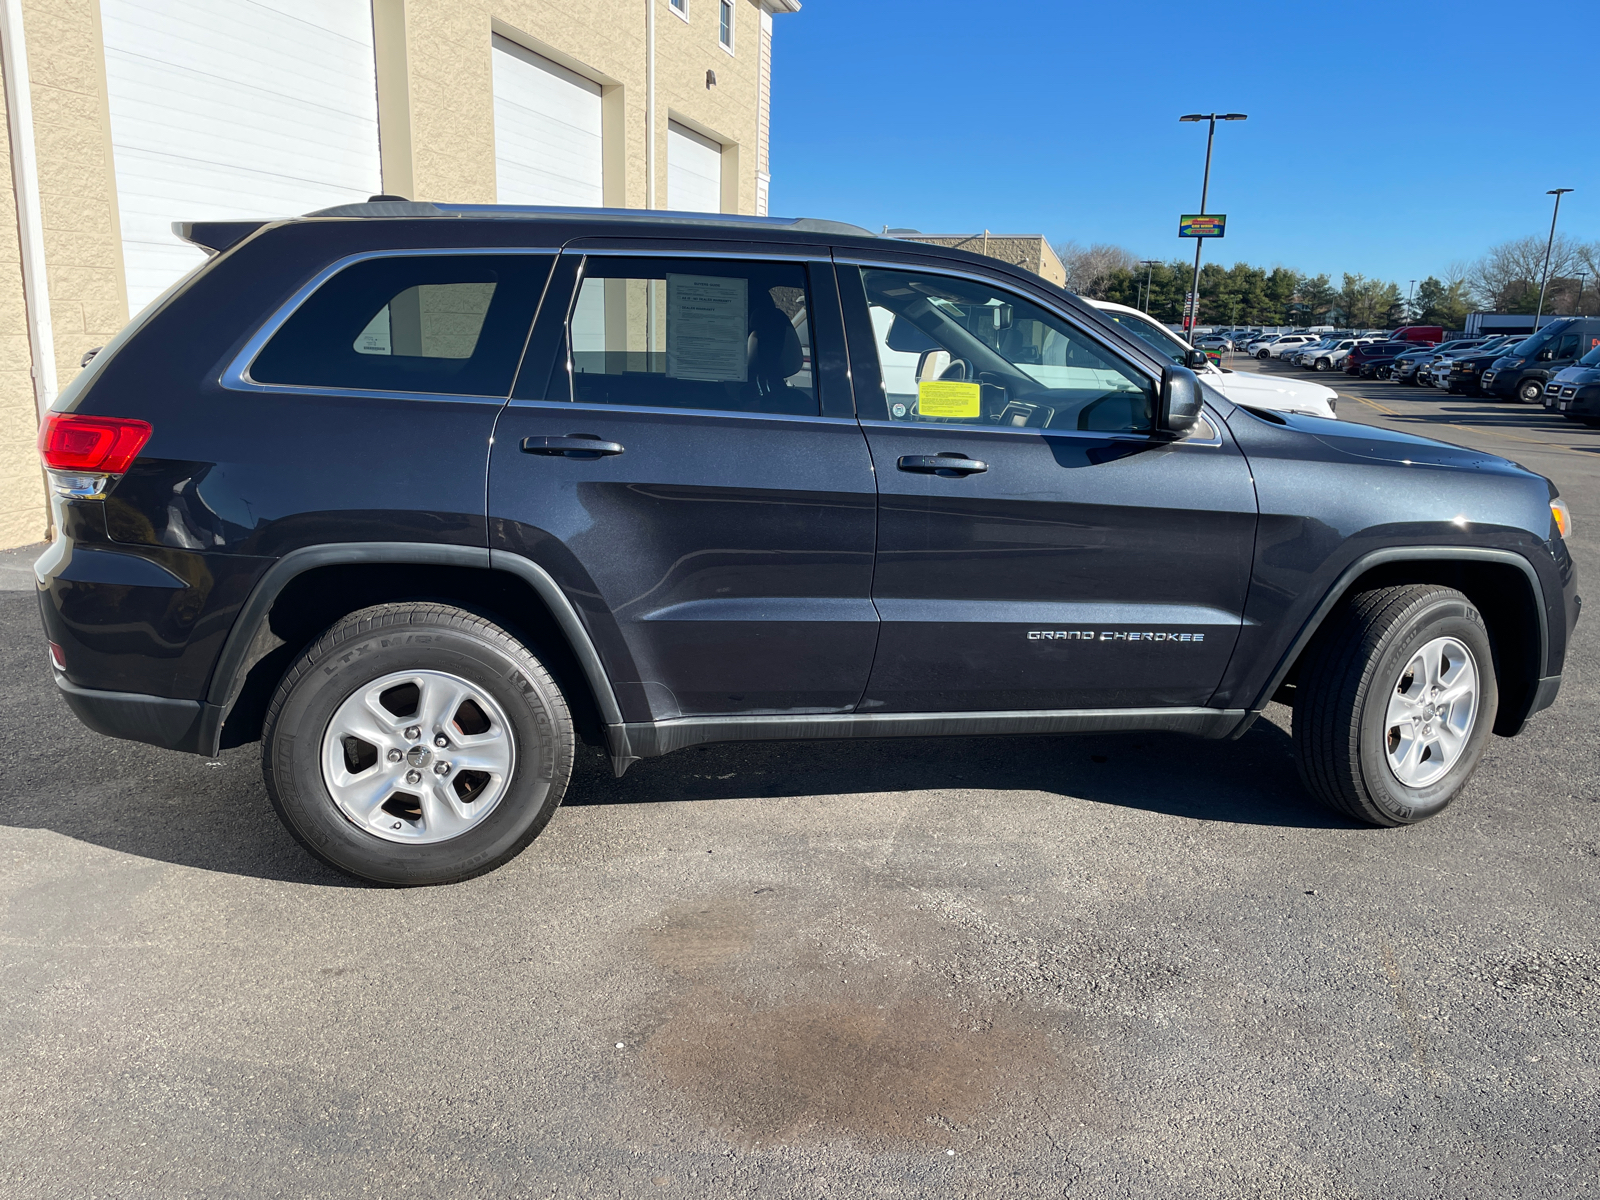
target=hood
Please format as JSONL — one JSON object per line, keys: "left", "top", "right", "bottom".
{"left": 1303, "top": 415, "right": 1516, "bottom": 473}
{"left": 1553, "top": 365, "right": 1600, "bottom": 383}
{"left": 1211, "top": 368, "right": 1338, "bottom": 415}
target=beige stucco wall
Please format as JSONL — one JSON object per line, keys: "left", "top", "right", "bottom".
{"left": 383, "top": 0, "right": 770, "bottom": 214}
{"left": 0, "top": 49, "right": 46, "bottom": 549}
{"left": 24, "top": 0, "right": 126, "bottom": 390}
{"left": 0, "top": 0, "right": 127, "bottom": 550}
{"left": 0, "top": 0, "right": 783, "bottom": 550}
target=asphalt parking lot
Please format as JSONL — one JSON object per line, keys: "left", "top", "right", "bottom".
{"left": 3, "top": 367, "right": 1596, "bottom": 1199}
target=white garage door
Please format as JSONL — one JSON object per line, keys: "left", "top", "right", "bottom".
{"left": 100, "top": 0, "right": 382, "bottom": 314}
{"left": 493, "top": 36, "right": 603, "bottom": 207}
{"left": 668, "top": 121, "right": 722, "bottom": 213}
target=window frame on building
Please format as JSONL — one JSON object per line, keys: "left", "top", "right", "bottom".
{"left": 719, "top": 0, "right": 734, "bottom": 52}
{"left": 668, "top": 0, "right": 688, "bottom": 20}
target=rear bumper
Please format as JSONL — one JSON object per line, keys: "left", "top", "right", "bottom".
{"left": 54, "top": 673, "right": 223, "bottom": 755}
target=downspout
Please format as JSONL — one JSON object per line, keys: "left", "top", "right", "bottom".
{"left": 645, "top": 0, "right": 655, "bottom": 209}
{"left": 0, "top": 0, "right": 57, "bottom": 418}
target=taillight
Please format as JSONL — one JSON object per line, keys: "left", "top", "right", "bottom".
{"left": 38, "top": 413, "right": 152, "bottom": 473}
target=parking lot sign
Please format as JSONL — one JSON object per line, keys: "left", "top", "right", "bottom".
{"left": 1179, "top": 214, "right": 1226, "bottom": 238}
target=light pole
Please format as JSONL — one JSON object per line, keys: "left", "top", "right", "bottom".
{"left": 1179, "top": 112, "right": 1247, "bottom": 333}
{"left": 1139, "top": 259, "right": 1160, "bottom": 313}
{"left": 1534, "top": 187, "right": 1573, "bottom": 328}
{"left": 1407, "top": 279, "right": 1416, "bottom": 322}
{"left": 1576, "top": 270, "right": 1588, "bottom": 315}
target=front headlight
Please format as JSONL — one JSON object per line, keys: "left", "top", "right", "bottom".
{"left": 1507, "top": 358, "right": 1525, "bottom": 368}
{"left": 1550, "top": 499, "right": 1573, "bottom": 540}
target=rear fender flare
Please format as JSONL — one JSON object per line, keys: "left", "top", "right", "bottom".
{"left": 199, "top": 542, "right": 622, "bottom": 756}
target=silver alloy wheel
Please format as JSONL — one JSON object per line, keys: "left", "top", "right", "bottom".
{"left": 1383, "top": 636, "right": 1478, "bottom": 788}
{"left": 320, "top": 669, "right": 515, "bottom": 844}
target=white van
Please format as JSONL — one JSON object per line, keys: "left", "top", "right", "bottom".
{"left": 1088, "top": 301, "right": 1338, "bottom": 419}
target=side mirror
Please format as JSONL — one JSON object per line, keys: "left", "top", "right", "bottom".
{"left": 1158, "top": 365, "right": 1203, "bottom": 438}
{"left": 1184, "top": 348, "right": 1210, "bottom": 370}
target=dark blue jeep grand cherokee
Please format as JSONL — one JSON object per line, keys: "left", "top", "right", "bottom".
{"left": 34, "top": 201, "right": 1580, "bottom": 885}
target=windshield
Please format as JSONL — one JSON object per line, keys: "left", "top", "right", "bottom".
{"left": 1581, "top": 344, "right": 1600, "bottom": 367}
{"left": 1095, "top": 308, "right": 1188, "bottom": 365}
{"left": 1510, "top": 322, "right": 1567, "bottom": 357}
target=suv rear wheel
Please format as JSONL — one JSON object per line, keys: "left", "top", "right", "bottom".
{"left": 262, "top": 603, "right": 574, "bottom": 885}
{"left": 1292, "top": 586, "right": 1496, "bottom": 826}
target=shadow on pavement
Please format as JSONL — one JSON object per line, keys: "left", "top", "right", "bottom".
{"left": 0, "top": 589, "right": 1364, "bottom": 888}
{"left": 564, "top": 714, "right": 1365, "bottom": 831}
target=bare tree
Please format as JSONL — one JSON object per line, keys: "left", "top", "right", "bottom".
{"left": 1468, "top": 234, "right": 1585, "bottom": 312}
{"left": 1054, "top": 241, "right": 1139, "bottom": 298}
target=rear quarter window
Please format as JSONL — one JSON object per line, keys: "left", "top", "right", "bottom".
{"left": 249, "top": 254, "right": 554, "bottom": 396}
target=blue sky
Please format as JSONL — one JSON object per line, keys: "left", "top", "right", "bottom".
{"left": 768, "top": 0, "right": 1599, "bottom": 286}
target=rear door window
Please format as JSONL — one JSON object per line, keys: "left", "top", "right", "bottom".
{"left": 250, "top": 254, "right": 553, "bottom": 396}
{"left": 560, "top": 256, "right": 820, "bottom": 416}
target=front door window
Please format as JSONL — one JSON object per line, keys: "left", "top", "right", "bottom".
{"left": 859, "top": 267, "right": 1155, "bottom": 433}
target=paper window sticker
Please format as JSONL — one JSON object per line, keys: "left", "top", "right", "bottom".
{"left": 354, "top": 306, "right": 391, "bottom": 355}
{"left": 917, "top": 380, "right": 982, "bottom": 419}
{"left": 666, "top": 274, "right": 748, "bottom": 382}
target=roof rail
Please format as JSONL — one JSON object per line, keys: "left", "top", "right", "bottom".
{"left": 302, "top": 199, "right": 875, "bottom": 238}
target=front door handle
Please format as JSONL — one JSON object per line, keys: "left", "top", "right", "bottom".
{"left": 897, "top": 453, "right": 988, "bottom": 476}
{"left": 520, "top": 434, "right": 625, "bottom": 458}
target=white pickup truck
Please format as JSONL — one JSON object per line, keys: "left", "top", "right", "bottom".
{"left": 1088, "top": 300, "right": 1339, "bottom": 419}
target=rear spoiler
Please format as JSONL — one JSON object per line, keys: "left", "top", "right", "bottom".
{"left": 171, "top": 220, "right": 270, "bottom": 255}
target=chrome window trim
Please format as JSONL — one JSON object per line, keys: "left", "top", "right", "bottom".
{"left": 503, "top": 395, "right": 860, "bottom": 427}
{"left": 834, "top": 255, "right": 1168, "bottom": 386}
{"left": 855, "top": 402, "right": 1224, "bottom": 448}
{"left": 220, "top": 245, "right": 560, "bottom": 399}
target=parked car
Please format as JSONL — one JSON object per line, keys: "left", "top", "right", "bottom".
{"left": 1345, "top": 341, "right": 1417, "bottom": 377}
{"left": 1415, "top": 339, "right": 1489, "bottom": 387}
{"left": 1089, "top": 301, "right": 1337, "bottom": 417}
{"left": 1392, "top": 339, "right": 1486, "bottom": 385}
{"left": 1482, "top": 317, "right": 1600, "bottom": 403}
{"left": 33, "top": 200, "right": 1577, "bottom": 883}
{"left": 1402, "top": 339, "right": 1482, "bottom": 387}
{"left": 1547, "top": 343, "right": 1600, "bottom": 426}
{"left": 1264, "top": 334, "right": 1319, "bottom": 360}
{"left": 1390, "top": 325, "right": 1446, "bottom": 345}
{"left": 1445, "top": 338, "right": 1523, "bottom": 396}
{"left": 1195, "top": 334, "right": 1234, "bottom": 351}
{"left": 1301, "top": 338, "right": 1375, "bottom": 371}
{"left": 1290, "top": 338, "right": 1338, "bottom": 366}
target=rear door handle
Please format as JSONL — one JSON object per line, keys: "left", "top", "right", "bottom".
{"left": 896, "top": 453, "right": 988, "bottom": 476}
{"left": 520, "top": 434, "right": 625, "bottom": 458}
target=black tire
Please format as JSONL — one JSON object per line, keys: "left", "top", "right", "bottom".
{"left": 1314, "top": 358, "right": 1331, "bottom": 371}
{"left": 1517, "top": 379, "right": 1543, "bottom": 404}
{"left": 1292, "top": 586, "right": 1497, "bottom": 827}
{"left": 262, "top": 602, "right": 574, "bottom": 885}
{"left": 1257, "top": 350, "right": 1270, "bottom": 360}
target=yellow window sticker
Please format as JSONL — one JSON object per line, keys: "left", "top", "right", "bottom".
{"left": 917, "top": 380, "right": 981, "bottom": 419}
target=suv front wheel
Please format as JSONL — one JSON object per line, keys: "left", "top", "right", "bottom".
{"left": 262, "top": 603, "right": 574, "bottom": 885}
{"left": 1292, "top": 585, "right": 1496, "bottom": 826}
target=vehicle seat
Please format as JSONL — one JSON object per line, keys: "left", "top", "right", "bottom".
{"left": 742, "top": 298, "right": 815, "bottom": 415}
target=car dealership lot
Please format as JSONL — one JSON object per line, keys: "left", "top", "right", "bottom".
{"left": 2, "top": 376, "right": 1597, "bottom": 1198}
